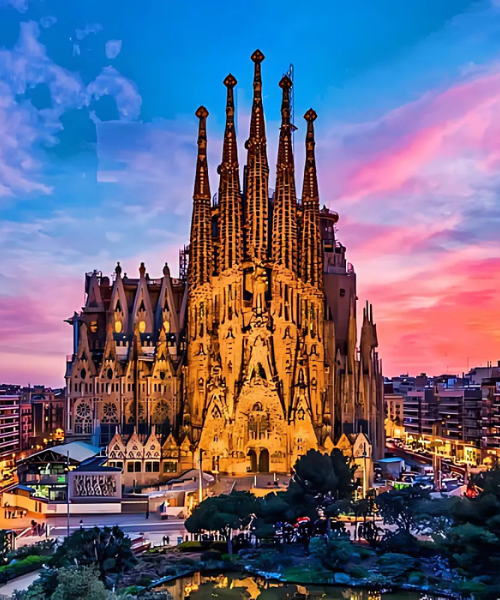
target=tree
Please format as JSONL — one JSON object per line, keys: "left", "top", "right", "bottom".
{"left": 376, "top": 486, "right": 431, "bottom": 533}
{"left": 437, "top": 470, "right": 500, "bottom": 594}
{"left": 185, "top": 491, "right": 257, "bottom": 554}
{"left": 50, "top": 526, "right": 136, "bottom": 587}
{"left": 285, "top": 449, "right": 355, "bottom": 519}
{"left": 51, "top": 565, "right": 113, "bottom": 600}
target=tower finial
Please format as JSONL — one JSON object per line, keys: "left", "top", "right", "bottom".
{"left": 218, "top": 73, "right": 243, "bottom": 271}
{"left": 244, "top": 49, "right": 269, "bottom": 263}
{"left": 272, "top": 75, "right": 297, "bottom": 272}
{"left": 139, "top": 262, "right": 146, "bottom": 277}
{"left": 300, "top": 108, "right": 322, "bottom": 288}
{"left": 115, "top": 262, "right": 122, "bottom": 277}
{"left": 193, "top": 106, "right": 210, "bottom": 200}
{"left": 188, "top": 106, "right": 212, "bottom": 288}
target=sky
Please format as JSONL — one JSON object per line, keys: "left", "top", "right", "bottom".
{"left": 1, "top": 0, "right": 500, "bottom": 386}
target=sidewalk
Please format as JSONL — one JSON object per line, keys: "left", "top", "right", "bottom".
{"left": 0, "top": 570, "right": 41, "bottom": 597}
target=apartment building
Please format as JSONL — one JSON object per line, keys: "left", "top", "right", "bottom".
{"left": 0, "top": 395, "right": 20, "bottom": 464}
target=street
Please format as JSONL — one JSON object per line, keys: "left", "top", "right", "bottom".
{"left": 46, "top": 513, "right": 187, "bottom": 545}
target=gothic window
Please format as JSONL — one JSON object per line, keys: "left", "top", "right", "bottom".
{"left": 211, "top": 405, "right": 222, "bottom": 419}
{"left": 107, "top": 368, "right": 113, "bottom": 380}
{"left": 198, "top": 378, "right": 204, "bottom": 390}
{"left": 102, "top": 402, "right": 118, "bottom": 423}
{"left": 80, "top": 368, "right": 86, "bottom": 380}
{"left": 115, "top": 320, "right": 122, "bottom": 333}
{"left": 252, "top": 402, "right": 263, "bottom": 412}
{"left": 139, "top": 320, "right": 146, "bottom": 333}
{"left": 297, "top": 407, "right": 305, "bottom": 421}
{"left": 75, "top": 403, "right": 92, "bottom": 434}
{"left": 298, "top": 370, "right": 305, "bottom": 386}
{"left": 284, "top": 326, "right": 291, "bottom": 339}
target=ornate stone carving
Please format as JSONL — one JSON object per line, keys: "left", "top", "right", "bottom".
{"left": 73, "top": 474, "right": 117, "bottom": 497}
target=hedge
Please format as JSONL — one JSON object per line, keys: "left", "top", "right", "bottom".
{"left": 0, "top": 555, "right": 50, "bottom": 584}
{"left": 177, "top": 540, "right": 228, "bottom": 553}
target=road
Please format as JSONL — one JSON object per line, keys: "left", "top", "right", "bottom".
{"left": 45, "top": 513, "right": 187, "bottom": 546}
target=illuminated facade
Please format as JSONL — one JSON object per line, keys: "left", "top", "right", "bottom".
{"left": 65, "top": 51, "right": 384, "bottom": 477}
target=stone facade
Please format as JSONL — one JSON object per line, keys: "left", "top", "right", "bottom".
{"left": 65, "top": 50, "right": 384, "bottom": 478}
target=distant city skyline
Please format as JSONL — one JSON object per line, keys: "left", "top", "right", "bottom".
{"left": 1, "top": 0, "right": 500, "bottom": 386}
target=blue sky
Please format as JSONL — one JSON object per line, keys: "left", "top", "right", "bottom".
{"left": 1, "top": 0, "right": 500, "bottom": 384}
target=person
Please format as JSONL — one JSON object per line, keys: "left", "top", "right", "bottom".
{"left": 166, "top": 535, "right": 170, "bottom": 545}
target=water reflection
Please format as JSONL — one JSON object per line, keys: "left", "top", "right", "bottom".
{"left": 157, "top": 572, "right": 444, "bottom": 600}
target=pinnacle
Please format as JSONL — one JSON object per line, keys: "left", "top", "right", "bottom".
{"left": 251, "top": 49, "right": 265, "bottom": 63}
{"left": 195, "top": 106, "right": 209, "bottom": 119}
{"left": 279, "top": 75, "right": 293, "bottom": 90}
{"left": 304, "top": 108, "right": 317, "bottom": 122}
{"left": 223, "top": 74, "right": 237, "bottom": 88}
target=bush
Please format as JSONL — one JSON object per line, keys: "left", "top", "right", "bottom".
{"left": 0, "top": 555, "right": 50, "bottom": 584}
{"left": 309, "top": 536, "right": 360, "bottom": 571}
{"left": 177, "top": 541, "right": 203, "bottom": 551}
{"left": 13, "top": 540, "right": 55, "bottom": 560}
{"left": 346, "top": 565, "right": 369, "bottom": 579}
{"left": 201, "top": 549, "right": 221, "bottom": 562}
{"left": 379, "top": 530, "right": 422, "bottom": 555}
{"left": 408, "top": 570, "right": 425, "bottom": 585}
{"left": 377, "top": 553, "right": 416, "bottom": 581}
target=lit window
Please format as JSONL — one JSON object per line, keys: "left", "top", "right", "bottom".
{"left": 115, "top": 321, "right": 122, "bottom": 333}
{"left": 139, "top": 321, "right": 146, "bottom": 333}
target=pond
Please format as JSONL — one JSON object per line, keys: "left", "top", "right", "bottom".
{"left": 156, "top": 572, "right": 448, "bottom": 600}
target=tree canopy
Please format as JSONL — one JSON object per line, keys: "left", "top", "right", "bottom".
{"left": 50, "top": 526, "right": 136, "bottom": 585}
{"left": 185, "top": 491, "right": 257, "bottom": 552}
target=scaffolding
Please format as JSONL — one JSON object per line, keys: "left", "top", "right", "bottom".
{"left": 283, "top": 63, "right": 296, "bottom": 148}
{"left": 179, "top": 245, "right": 189, "bottom": 282}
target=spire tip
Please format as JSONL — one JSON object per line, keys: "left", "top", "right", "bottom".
{"left": 279, "top": 75, "right": 292, "bottom": 90}
{"left": 251, "top": 49, "right": 265, "bottom": 63}
{"left": 195, "top": 106, "right": 209, "bottom": 119}
{"left": 304, "top": 108, "right": 317, "bottom": 122}
{"left": 223, "top": 74, "right": 237, "bottom": 88}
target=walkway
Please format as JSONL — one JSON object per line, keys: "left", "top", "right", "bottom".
{"left": 0, "top": 569, "right": 41, "bottom": 598}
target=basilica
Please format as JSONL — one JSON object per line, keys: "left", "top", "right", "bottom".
{"left": 65, "top": 51, "right": 384, "bottom": 480}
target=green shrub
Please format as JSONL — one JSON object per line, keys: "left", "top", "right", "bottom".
{"left": 209, "top": 541, "right": 227, "bottom": 552}
{"left": 177, "top": 541, "right": 203, "bottom": 551}
{"left": 377, "top": 553, "right": 416, "bottom": 580}
{"left": 357, "top": 545, "right": 375, "bottom": 560}
{"left": 0, "top": 555, "right": 50, "bottom": 584}
{"left": 178, "top": 557, "right": 197, "bottom": 566}
{"left": 201, "top": 549, "right": 221, "bottom": 561}
{"left": 14, "top": 540, "right": 55, "bottom": 560}
{"left": 408, "top": 570, "right": 425, "bottom": 585}
{"left": 347, "top": 565, "right": 369, "bottom": 579}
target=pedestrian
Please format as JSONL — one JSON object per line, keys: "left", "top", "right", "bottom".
{"left": 166, "top": 535, "right": 170, "bottom": 545}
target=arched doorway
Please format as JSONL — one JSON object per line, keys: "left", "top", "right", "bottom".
{"left": 248, "top": 450, "right": 257, "bottom": 473}
{"left": 259, "top": 448, "right": 270, "bottom": 473}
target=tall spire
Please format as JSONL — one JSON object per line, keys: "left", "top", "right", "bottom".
{"left": 272, "top": 75, "right": 298, "bottom": 273}
{"left": 218, "top": 74, "right": 243, "bottom": 271}
{"left": 188, "top": 106, "right": 212, "bottom": 289}
{"left": 300, "top": 108, "right": 323, "bottom": 289}
{"left": 244, "top": 49, "right": 269, "bottom": 264}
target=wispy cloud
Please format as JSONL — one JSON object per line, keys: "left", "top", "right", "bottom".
{"left": 106, "top": 40, "right": 122, "bottom": 60}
